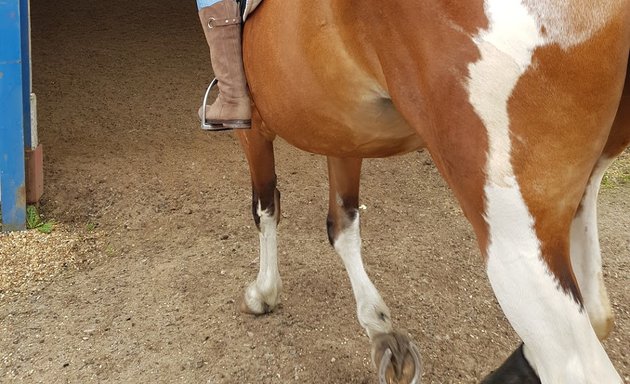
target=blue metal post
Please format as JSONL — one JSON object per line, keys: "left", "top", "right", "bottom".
{"left": 20, "top": 0, "right": 32, "bottom": 149}
{"left": 0, "top": 0, "right": 28, "bottom": 231}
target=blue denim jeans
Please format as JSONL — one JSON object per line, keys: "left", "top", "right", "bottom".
{"left": 197, "top": 0, "right": 222, "bottom": 10}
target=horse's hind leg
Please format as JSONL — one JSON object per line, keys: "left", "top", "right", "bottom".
{"left": 326, "top": 156, "right": 421, "bottom": 384}
{"left": 571, "top": 67, "right": 630, "bottom": 340}
{"left": 236, "top": 115, "right": 282, "bottom": 314}
{"left": 570, "top": 158, "right": 616, "bottom": 340}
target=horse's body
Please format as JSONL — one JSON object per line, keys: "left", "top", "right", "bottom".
{"left": 233, "top": 0, "right": 630, "bottom": 382}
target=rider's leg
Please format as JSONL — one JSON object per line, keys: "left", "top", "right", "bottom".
{"left": 197, "top": 0, "right": 251, "bottom": 129}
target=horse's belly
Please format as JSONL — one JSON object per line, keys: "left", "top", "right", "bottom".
{"left": 264, "top": 97, "right": 424, "bottom": 158}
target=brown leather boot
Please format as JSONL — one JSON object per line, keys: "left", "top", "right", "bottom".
{"left": 199, "top": 0, "right": 251, "bottom": 129}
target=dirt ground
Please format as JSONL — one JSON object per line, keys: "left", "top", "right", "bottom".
{"left": 1, "top": 0, "right": 628, "bottom": 383}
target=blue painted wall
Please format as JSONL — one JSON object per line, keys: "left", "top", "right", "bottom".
{"left": 0, "top": 0, "right": 29, "bottom": 231}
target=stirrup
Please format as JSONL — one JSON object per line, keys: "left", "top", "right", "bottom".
{"left": 201, "top": 78, "right": 232, "bottom": 131}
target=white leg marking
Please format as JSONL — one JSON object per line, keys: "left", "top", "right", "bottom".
{"left": 468, "top": 1, "right": 621, "bottom": 382}
{"left": 334, "top": 214, "right": 392, "bottom": 339}
{"left": 243, "top": 203, "right": 282, "bottom": 313}
{"left": 570, "top": 158, "right": 614, "bottom": 339}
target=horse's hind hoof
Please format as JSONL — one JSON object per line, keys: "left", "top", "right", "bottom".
{"left": 372, "top": 331, "right": 422, "bottom": 384}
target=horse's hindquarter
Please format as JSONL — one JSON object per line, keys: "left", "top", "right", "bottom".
{"left": 243, "top": 1, "right": 426, "bottom": 158}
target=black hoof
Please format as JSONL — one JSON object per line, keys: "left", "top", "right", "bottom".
{"left": 482, "top": 344, "right": 541, "bottom": 384}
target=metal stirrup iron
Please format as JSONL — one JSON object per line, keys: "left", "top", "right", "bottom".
{"left": 200, "top": 78, "right": 231, "bottom": 131}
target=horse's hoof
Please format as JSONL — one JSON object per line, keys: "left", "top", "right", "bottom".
{"left": 481, "top": 344, "right": 540, "bottom": 384}
{"left": 372, "top": 331, "right": 422, "bottom": 384}
{"left": 239, "top": 281, "right": 280, "bottom": 315}
{"left": 239, "top": 295, "right": 272, "bottom": 315}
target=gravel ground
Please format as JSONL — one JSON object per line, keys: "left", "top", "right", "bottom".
{"left": 0, "top": 225, "right": 106, "bottom": 296}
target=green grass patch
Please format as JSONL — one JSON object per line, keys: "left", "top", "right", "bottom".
{"left": 26, "top": 205, "right": 55, "bottom": 234}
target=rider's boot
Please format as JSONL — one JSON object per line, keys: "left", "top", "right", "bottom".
{"left": 198, "top": 0, "right": 251, "bottom": 129}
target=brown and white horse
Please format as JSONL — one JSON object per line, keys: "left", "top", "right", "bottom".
{"left": 231, "top": 0, "right": 630, "bottom": 382}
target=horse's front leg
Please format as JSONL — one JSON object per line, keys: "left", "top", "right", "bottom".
{"left": 327, "top": 156, "right": 421, "bottom": 384}
{"left": 236, "top": 116, "right": 282, "bottom": 314}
